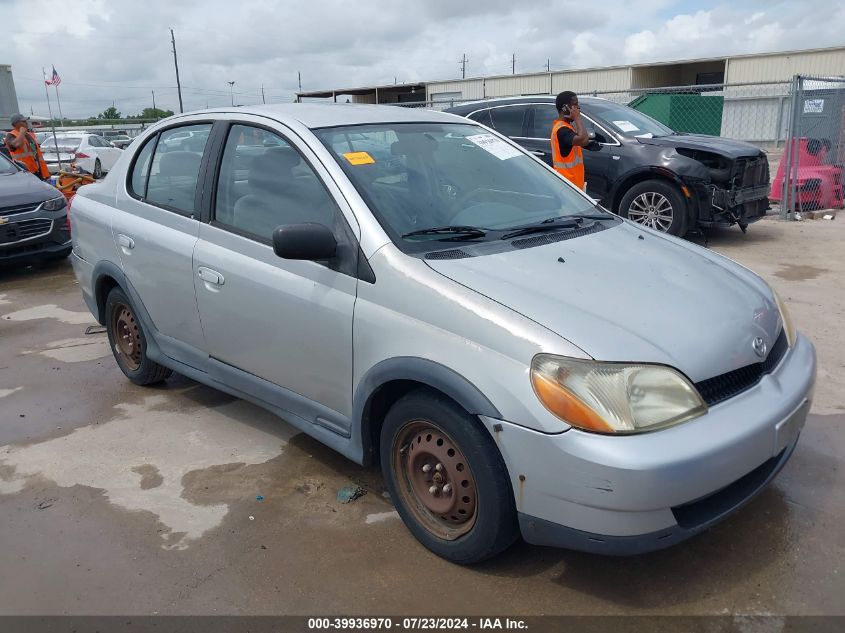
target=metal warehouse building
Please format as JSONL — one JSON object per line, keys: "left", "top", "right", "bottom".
{"left": 0, "top": 64, "right": 21, "bottom": 130}
{"left": 298, "top": 46, "right": 845, "bottom": 148}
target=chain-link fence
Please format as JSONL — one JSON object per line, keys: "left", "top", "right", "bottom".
{"left": 775, "top": 75, "right": 845, "bottom": 218}
{"left": 395, "top": 77, "right": 845, "bottom": 217}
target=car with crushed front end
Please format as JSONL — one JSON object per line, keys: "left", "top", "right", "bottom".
{"left": 446, "top": 96, "right": 772, "bottom": 237}
{"left": 68, "top": 103, "right": 816, "bottom": 563}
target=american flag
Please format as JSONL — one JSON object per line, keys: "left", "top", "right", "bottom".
{"left": 44, "top": 66, "right": 61, "bottom": 86}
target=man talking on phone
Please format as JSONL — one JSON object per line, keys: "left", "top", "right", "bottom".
{"left": 550, "top": 91, "right": 590, "bottom": 190}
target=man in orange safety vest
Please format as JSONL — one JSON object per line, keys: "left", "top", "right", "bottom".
{"left": 550, "top": 91, "right": 590, "bottom": 191}
{"left": 4, "top": 114, "right": 50, "bottom": 180}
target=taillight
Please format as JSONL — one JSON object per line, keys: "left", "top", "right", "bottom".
{"left": 75, "top": 152, "right": 90, "bottom": 159}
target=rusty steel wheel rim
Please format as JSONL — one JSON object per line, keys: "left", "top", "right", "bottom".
{"left": 111, "top": 303, "right": 142, "bottom": 371}
{"left": 392, "top": 421, "right": 478, "bottom": 540}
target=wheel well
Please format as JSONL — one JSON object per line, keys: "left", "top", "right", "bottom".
{"left": 611, "top": 171, "right": 682, "bottom": 213}
{"left": 362, "top": 380, "right": 467, "bottom": 466}
{"left": 94, "top": 275, "right": 120, "bottom": 324}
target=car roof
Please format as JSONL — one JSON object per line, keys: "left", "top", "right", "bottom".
{"left": 445, "top": 95, "right": 607, "bottom": 114}
{"left": 166, "top": 103, "right": 463, "bottom": 130}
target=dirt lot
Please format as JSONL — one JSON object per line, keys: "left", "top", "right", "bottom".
{"left": 0, "top": 216, "right": 843, "bottom": 616}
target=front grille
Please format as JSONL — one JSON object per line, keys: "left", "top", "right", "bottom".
{"left": 0, "top": 202, "right": 41, "bottom": 217}
{"left": 732, "top": 155, "right": 770, "bottom": 189}
{"left": 511, "top": 222, "right": 609, "bottom": 249}
{"left": 694, "top": 329, "right": 788, "bottom": 406}
{"left": 0, "top": 218, "right": 53, "bottom": 244}
{"left": 671, "top": 447, "right": 785, "bottom": 529}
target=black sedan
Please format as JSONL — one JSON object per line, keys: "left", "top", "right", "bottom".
{"left": 0, "top": 153, "right": 71, "bottom": 265}
{"left": 446, "top": 96, "right": 770, "bottom": 236}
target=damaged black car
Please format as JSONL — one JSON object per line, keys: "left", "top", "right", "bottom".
{"left": 446, "top": 96, "right": 770, "bottom": 236}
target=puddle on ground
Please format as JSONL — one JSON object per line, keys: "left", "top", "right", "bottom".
{"left": 0, "top": 395, "right": 290, "bottom": 550}
{"left": 30, "top": 337, "right": 111, "bottom": 363}
{"left": 774, "top": 265, "right": 828, "bottom": 281}
{"left": 2, "top": 304, "right": 96, "bottom": 325}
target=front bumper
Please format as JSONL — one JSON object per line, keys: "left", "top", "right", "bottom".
{"left": 480, "top": 333, "right": 816, "bottom": 555}
{"left": 0, "top": 208, "right": 72, "bottom": 264}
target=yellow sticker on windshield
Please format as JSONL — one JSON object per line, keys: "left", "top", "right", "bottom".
{"left": 343, "top": 151, "right": 375, "bottom": 165}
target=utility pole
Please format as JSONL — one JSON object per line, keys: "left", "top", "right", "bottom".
{"left": 298, "top": 71, "right": 302, "bottom": 93}
{"left": 261, "top": 84, "right": 266, "bottom": 104}
{"left": 152, "top": 90, "right": 156, "bottom": 111}
{"left": 512, "top": 53, "right": 516, "bottom": 75}
{"left": 546, "top": 59, "right": 550, "bottom": 72}
{"left": 227, "top": 81, "right": 235, "bottom": 106}
{"left": 170, "top": 29, "right": 184, "bottom": 113}
{"left": 460, "top": 53, "right": 467, "bottom": 79}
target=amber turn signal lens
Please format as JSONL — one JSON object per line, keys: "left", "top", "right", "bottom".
{"left": 531, "top": 372, "right": 614, "bottom": 433}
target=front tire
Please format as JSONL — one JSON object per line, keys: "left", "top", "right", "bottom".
{"left": 105, "top": 287, "right": 172, "bottom": 386}
{"left": 380, "top": 389, "right": 518, "bottom": 564}
{"left": 620, "top": 179, "right": 688, "bottom": 236}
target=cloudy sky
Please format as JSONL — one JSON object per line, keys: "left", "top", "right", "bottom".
{"left": 2, "top": 0, "right": 842, "bottom": 118}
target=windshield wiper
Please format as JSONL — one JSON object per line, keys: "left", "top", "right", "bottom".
{"left": 501, "top": 218, "right": 580, "bottom": 240}
{"left": 401, "top": 225, "right": 487, "bottom": 240}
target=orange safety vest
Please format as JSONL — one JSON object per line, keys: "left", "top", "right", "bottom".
{"left": 550, "top": 119, "right": 585, "bottom": 190}
{"left": 7, "top": 129, "right": 50, "bottom": 179}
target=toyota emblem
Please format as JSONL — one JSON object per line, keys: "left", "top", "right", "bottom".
{"left": 752, "top": 336, "right": 768, "bottom": 358}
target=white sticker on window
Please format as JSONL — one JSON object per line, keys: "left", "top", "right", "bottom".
{"left": 466, "top": 134, "right": 522, "bottom": 160}
{"left": 613, "top": 120, "right": 640, "bottom": 133}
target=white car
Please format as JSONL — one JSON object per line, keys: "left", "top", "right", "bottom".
{"left": 43, "top": 133, "right": 123, "bottom": 178}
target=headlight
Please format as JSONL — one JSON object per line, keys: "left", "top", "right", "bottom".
{"left": 772, "top": 289, "right": 797, "bottom": 347}
{"left": 531, "top": 355, "right": 707, "bottom": 434}
{"left": 42, "top": 196, "right": 67, "bottom": 211}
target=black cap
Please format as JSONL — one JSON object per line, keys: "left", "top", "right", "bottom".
{"left": 10, "top": 113, "right": 27, "bottom": 125}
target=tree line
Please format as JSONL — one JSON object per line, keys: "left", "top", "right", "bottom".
{"left": 43, "top": 106, "right": 175, "bottom": 126}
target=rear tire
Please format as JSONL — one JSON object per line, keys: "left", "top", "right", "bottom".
{"left": 380, "top": 389, "right": 518, "bottom": 564}
{"left": 620, "top": 179, "right": 688, "bottom": 236}
{"left": 105, "top": 287, "right": 172, "bottom": 386}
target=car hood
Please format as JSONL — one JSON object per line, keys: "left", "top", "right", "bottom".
{"left": 425, "top": 222, "right": 781, "bottom": 382}
{"left": 0, "top": 170, "right": 60, "bottom": 208}
{"left": 637, "top": 133, "right": 763, "bottom": 159}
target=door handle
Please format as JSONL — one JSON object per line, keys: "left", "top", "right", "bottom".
{"left": 117, "top": 234, "right": 135, "bottom": 249}
{"left": 197, "top": 267, "right": 224, "bottom": 286}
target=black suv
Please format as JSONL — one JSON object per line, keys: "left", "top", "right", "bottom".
{"left": 0, "top": 152, "right": 71, "bottom": 265}
{"left": 446, "top": 96, "right": 770, "bottom": 236}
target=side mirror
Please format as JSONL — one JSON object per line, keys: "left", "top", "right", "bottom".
{"left": 587, "top": 131, "right": 596, "bottom": 140}
{"left": 273, "top": 223, "right": 337, "bottom": 260}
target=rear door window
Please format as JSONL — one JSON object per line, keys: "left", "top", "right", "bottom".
{"left": 144, "top": 124, "right": 212, "bottom": 214}
{"left": 489, "top": 106, "right": 528, "bottom": 137}
{"left": 530, "top": 105, "right": 558, "bottom": 139}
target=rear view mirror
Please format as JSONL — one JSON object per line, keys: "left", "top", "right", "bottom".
{"left": 273, "top": 223, "right": 337, "bottom": 261}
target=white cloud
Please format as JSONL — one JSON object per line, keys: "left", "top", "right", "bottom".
{"left": 0, "top": 0, "right": 842, "bottom": 118}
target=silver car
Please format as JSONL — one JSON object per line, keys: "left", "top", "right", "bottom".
{"left": 69, "top": 104, "right": 816, "bottom": 563}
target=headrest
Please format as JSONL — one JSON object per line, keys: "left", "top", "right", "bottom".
{"left": 249, "top": 146, "right": 302, "bottom": 189}
{"left": 158, "top": 151, "right": 201, "bottom": 178}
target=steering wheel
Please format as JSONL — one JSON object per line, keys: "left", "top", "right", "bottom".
{"left": 452, "top": 187, "right": 489, "bottom": 211}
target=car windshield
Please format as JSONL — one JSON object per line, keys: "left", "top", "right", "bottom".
{"left": 0, "top": 152, "right": 17, "bottom": 175}
{"left": 316, "top": 122, "right": 602, "bottom": 251}
{"left": 585, "top": 100, "right": 674, "bottom": 138}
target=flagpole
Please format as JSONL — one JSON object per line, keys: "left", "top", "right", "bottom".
{"left": 54, "top": 85, "right": 64, "bottom": 126}
{"left": 42, "top": 67, "right": 62, "bottom": 174}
